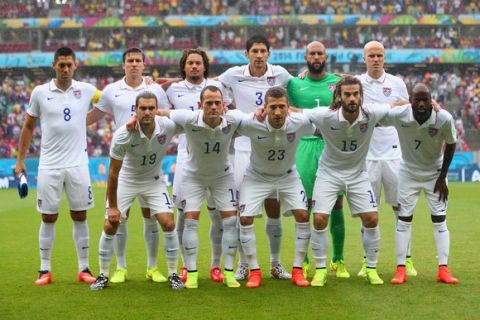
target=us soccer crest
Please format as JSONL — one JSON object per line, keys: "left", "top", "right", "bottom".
{"left": 267, "top": 76, "right": 276, "bottom": 86}
{"left": 222, "top": 124, "right": 231, "bottom": 134}
{"left": 359, "top": 123, "right": 369, "bottom": 133}
{"left": 383, "top": 87, "right": 392, "bottom": 97}
{"left": 328, "top": 83, "right": 336, "bottom": 92}
{"left": 73, "top": 90, "right": 82, "bottom": 99}
{"left": 428, "top": 128, "right": 439, "bottom": 137}
{"left": 181, "top": 199, "right": 186, "bottom": 209}
{"left": 287, "top": 132, "right": 296, "bottom": 142}
{"left": 157, "top": 134, "right": 166, "bottom": 144}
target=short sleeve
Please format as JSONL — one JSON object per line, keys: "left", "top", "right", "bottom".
{"left": 27, "top": 86, "right": 41, "bottom": 117}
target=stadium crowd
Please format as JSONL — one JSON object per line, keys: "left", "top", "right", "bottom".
{"left": 1, "top": 69, "right": 478, "bottom": 159}
{"left": 1, "top": 0, "right": 478, "bottom": 18}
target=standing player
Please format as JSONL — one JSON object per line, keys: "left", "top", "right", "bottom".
{"left": 237, "top": 87, "right": 314, "bottom": 288}
{"left": 166, "top": 48, "right": 231, "bottom": 283}
{"left": 356, "top": 41, "right": 416, "bottom": 277}
{"left": 164, "top": 86, "right": 244, "bottom": 289}
{"left": 383, "top": 84, "right": 459, "bottom": 285}
{"left": 87, "top": 47, "right": 171, "bottom": 284}
{"left": 218, "top": 35, "right": 293, "bottom": 281}
{"left": 299, "top": 76, "right": 405, "bottom": 286}
{"left": 15, "top": 47, "right": 100, "bottom": 285}
{"left": 90, "top": 91, "right": 183, "bottom": 290}
{"left": 287, "top": 41, "right": 349, "bottom": 278}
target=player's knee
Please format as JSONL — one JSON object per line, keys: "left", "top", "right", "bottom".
{"left": 42, "top": 214, "right": 58, "bottom": 223}
{"left": 162, "top": 219, "right": 175, "bottom": 232}
{"left": 293, "top": 210, "right": 309, "bottom": 223}
{"left": 431, "top": 215, "right": 446, "bottom": 223}
{"left": 361, "top": 212, "right": 378, "bottom": 228}
{"left": 398, "top": 215, "right": 413, "bottom": 223}
{"left": 104, "top": 220, "right": 119, "bottom": 235}
{"left": 240, "top": 216, "right": 254, "bottom": 226}
{"left": 70, "top": 210, "right": 86, "bottom": 221}
{"left": 313, "top": 213, "right": 328, "bottom": 230}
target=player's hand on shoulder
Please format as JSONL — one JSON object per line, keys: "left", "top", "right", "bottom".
{"left": 431, "top": 99, "right": 442, "bottom": 112}
{"left": 254, "top": 107, "right": 267, "bottom": 122}
{"left": 125, "top": 115, "right": 138, "bottom": 132}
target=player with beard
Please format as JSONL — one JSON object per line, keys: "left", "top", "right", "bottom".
{"left": 287, "top": 41, "right": 349, "bottom": 279}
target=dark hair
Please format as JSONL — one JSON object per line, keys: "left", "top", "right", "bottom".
{"left": 54, "top": 47, "right": 76, "bottom": 63}
{"left": 265, "top": 86, "right": 287, "bottom": 105}
{"left": 179, "top": 48, "right": 210, "bottom": 79}
{"left": 330, "top": 76, "right": 363, "bottom": 110}
{"left": 246, "top": 35, "right": 270, "bottom": 52}
{"left": 200, "top": 85, "right": 223, "bottom": 101}
{"left": 135, "top": 91, "right": 158, "bottom": 109}
{"left": 123, "top": 47, "right": 145, "bottom": 63}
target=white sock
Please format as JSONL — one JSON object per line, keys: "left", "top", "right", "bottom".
{"left": 221, "top": 216, "right": 238, "bottom": 270}
{"left": 73, "top": 220, "right": 90, "bottom": 271}
{"left": 240, "top": 224, "right": 259, "bottom": 270}
{"left": 183, "top": 219, "right": 199, "bottom": 271}
{"left": 114, "top": 220, "right": 128, "bottom": 269}
{"left": 363, "top": 226, "right": 380, "bottom": 268}
{"left": 208, "top": 208, "right": 223, "bottom": 268}
{"left": 395, "top": 210, "right": 412, "bottom": 257}
{"left": 311, "top": 227, "right": 328, "bottom": 269}
{"left": 98, "top": 232, "right": 114, "bottom": 277}
{"left": 144, "top": 217, "right": 159, "bottom": 269}
{"left": 433, "top": 221, "right": 450, "bottom": 266}
{"left": 294, "top": 222, "right": 310, "bottom": 268}
{"left": 176, "top": 209, "right": 185, "bottom": 265}
{"left": 237, "top": 218, "right": 248, "bottom": 266}
{"left": 39, "top": 221, "right": 55, "bottom": 271}
{"left": 395, "top": 220, "right": 411, "bottom": 266}
{"left": 266, "top": 217, "right": 282, "bottom": 267}
{"left": 163, "top": 231, "right": 179, "bottom": 276}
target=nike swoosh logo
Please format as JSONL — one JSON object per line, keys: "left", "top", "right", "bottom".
{"left": 185, "top": 246, "right": 197, "bottom": 250}
{"left": 177, "top": 94, "right": 187, "bottom": 98}
{"left": 81, "top": 246, "right": 89, "bottom": 250}
{"left": 296, "top": 237, "right": 309, "bottom": 240}
{"left": 240, "top": 239, "right": 251, "bottom": 244}
{"left": 47, "top": 97, "right": 55, "bottom": 100}
{"left": 87, "top": 201, "right": 93, "bottom": 205}
{"left": 166, "top": 249, "right": 177, "bottom": 252}
{"left": 228, "top": 246, "right": 237, "bottom": 249}
{"left": 131, "top": 144, "right": 139, "bottom": 147}
{"left": 114, "top": 94, "right": 123, "bottom": 98}
{"left": 401, "top": 124, "right": 410, "bottom": 127}
{"left": 237, "top": 79, "right": 247, "bottom": 82}
{"left": 257, "top": 136, "right": 267, "bottom": 139}
{"left": 40, "top": 248, "right": 49, "bottom": 251}
{"left": 192, "top": 129, "right": 202, "bottom": 132}
{"left": 299, "top": 87, "right": 309, "bottom": 91}
{"left": 330, "top": 127, "right": 340, "bottom": 130}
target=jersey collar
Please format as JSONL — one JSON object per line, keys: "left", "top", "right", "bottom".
{"left": 364, "top": 71, "right": 386, "bottom": 84}
{"left": 138, "top": 116, "right": 161, "bottom": 140}
{"left": 120, "top": 77, "right": 147, "bottom": 91}
{"left": 197, "top": 110, "right": 229, "bottom": 130}
{"left": 266, "top": 116, "right": 288, "bottom": 131}
{"left": 407, "top": 105, "right": 438, "bottom": 127}
{"left": 244, "top": 63, "right": 271, "bottom": 78}
{"left": 49, "top": 79, "right": 77, "bottom": 92}
{"left": 338, "top": 107, "right": 366, "bottom": 125}
{"left": 184, "top": 78, "right": 207, "bottom": 90}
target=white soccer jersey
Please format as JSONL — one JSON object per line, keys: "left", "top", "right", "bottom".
{"left": 110, "top": 116, "right": 178, "bottom": 182}
{"left": 96, "top": 77, "right": 170, "bottom": 128}
{"left": 218, "top": 63, "right": 293, "bottom": 151}
{"left": 237, "top": 113, "right": 315, "bottom": 177}
{"left": 304, "top": 104, "right": 390, "bottom": 178}
{"left": 170, "top": 109, "right": 245, "bottom": 178}
{"left": 166, "top": 78, "right": 231, "bottom": 150}
{"left": 28, "top": 79, "right": 101, "bottom": 169}
{"left": 357, "top": 72, "right": 409, "bottom": 160}
{"left": 382, "top": 106, "right": 457, "bottom": 177}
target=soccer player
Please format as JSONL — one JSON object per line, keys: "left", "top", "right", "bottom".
{"left": 218, "top": 35, "right": 293, "bottom": 281}
{"left": 162, "top": 85, "right": 244, "bottom": 289}
{"left": 287, "top": 41, "right": 349, "bottom": 278}
{"left": 87, "top": 47, "right": 171, "bottom": 284}
{"left": 15, "top": 47, "right": 101, "bottom": 285}
{"left": 299, "top": 76, "right": 406, "bottom": 286}
{"left": 90, "top": 91, "right": 184, "bottom": 290}
{"left": 383, "top": 84, "right": 459, "bottom": 285}
{"left": 356, "top": 41, "right": 416, "bottom": 277}
{"left": 166, "top": 48, "right": 231, "bottom": 283}
{"left": 237, "top": 87, "right": 314, "bottom": 288}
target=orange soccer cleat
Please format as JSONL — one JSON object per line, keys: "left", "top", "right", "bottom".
{"left": 35, "top": 270, "right": 52, "bottom": 286}
{"left": 291, "top": 268, "right": 310, "bottom": 287}
{"left": 246, "top": 269, "right": 262, "bottom": 288}
{"left": 77, "top": 268, "right": 96, "bottom": 284}
{"left": 210, "top": 267, "right": 224, "bottom": 282}
{"left": 391, "top": 266, "right": 407, "bottom": 285}
{"left": 437, "top": 266, "right": 459, "bottom": 284}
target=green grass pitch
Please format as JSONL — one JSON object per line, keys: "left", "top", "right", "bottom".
{"left": 0, "top": 183, "right": 478, "bottom": 320}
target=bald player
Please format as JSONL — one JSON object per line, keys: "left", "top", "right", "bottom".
{"left": 287, "top": 41, "right": 348, "bottom": 279}
{"left": 381, "top": 83, "right": 459, "bottom": 285}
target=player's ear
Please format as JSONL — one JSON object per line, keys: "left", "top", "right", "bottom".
{"left": 197, "top": 101, "right": 202, "bottom": 110}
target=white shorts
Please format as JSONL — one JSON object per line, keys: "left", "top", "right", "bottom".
{"left": 36, "top": 165, "right": 94, "bottom": 214}
{"left": 238, "top": 171, "right": 307, "bottom": 218}
{"left": 234, "top": 149, "right": 250, "bottom": 191}
{"left": 397, "top": 168, "right": 448, "bottom": 217}
{"left": 366, "top": 159, "right": 400, "bottom": 206}
{"left": 115, "top": 178, "right": 173, "bottom": 219}
{"left": 312, "top": 170, "right": 378, "bottom": 216}
{"left": 172, "top": 148, "right": 217, "bottom": 210}
{"left": 179, "top": 172, "right": 237, "bottom": 213}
